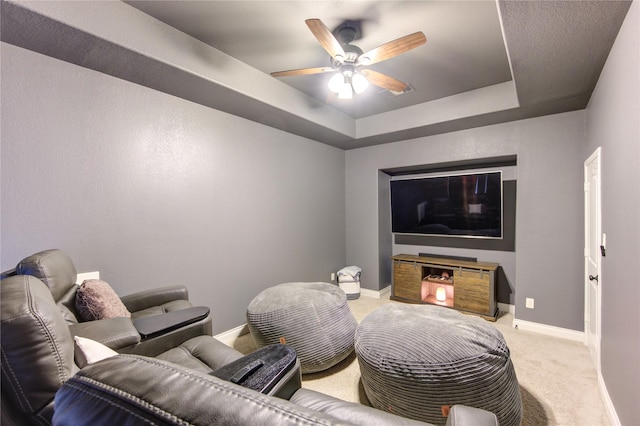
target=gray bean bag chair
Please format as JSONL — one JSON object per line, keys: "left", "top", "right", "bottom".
{"left": 355, "top": 304, "right": 522, "bottom": 426}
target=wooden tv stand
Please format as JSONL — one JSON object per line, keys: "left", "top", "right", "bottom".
{"left": 391, "top": 254, "right": 499, "bottom": 321}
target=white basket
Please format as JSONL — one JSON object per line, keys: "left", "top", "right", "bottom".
{"left": 338, "top": 278, "right": 360, "bottom": 300}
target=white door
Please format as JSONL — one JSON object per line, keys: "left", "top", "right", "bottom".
{"left": 584, "top": 147, "right": 602, "bottom": 371}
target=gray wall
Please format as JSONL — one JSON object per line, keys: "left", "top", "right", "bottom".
{"left": 346, "top": 110, "right": 585, "bottom": 331}
{"left": 1, "top": 3, "right": 637, "bottom": 422}
{"left": 0, "top": 43, "right": 346, "bottom": 333}
{"left": 585, "top": 1, "right": 639, "bottom": 423}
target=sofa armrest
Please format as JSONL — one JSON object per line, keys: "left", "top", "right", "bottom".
{"left": 133, "top": 307, "right": 210, "bottom": 339}
{"left": 210, "top": 344, "right": 300, "bottom": 399}
{"left": 120, "top": 285, "right": 189, "bottom": 312}
{"left": 290, "top": 389, "right": 498, "bottom": 426}
{"left": 290, "top": 388, "right": 429, "bottom": 425}
{"left": 69, "top": 317, "right": 140, "bottom": 350}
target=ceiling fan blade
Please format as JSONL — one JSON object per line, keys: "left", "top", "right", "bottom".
{"left": 362, "top": 70, "right": 409, "bottom": 93}
{"left": 305, "top": 19, "right": 346, "bottom": 62}
{"left": 358, "top": 32, "right": 426, "bottom": 66}
{"left": 271, "top": 67, "right": 335, "bottom": 78}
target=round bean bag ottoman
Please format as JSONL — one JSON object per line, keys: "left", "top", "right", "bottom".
{"left": 355, "top": 304, "right": 522, "bottom": 426}
{"left": 247, "top": 282, "right": 358, "bottom": 374}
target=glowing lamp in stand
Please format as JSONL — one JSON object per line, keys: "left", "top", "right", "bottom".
{"left": 435, "top": 286, "right": 447, "bottom": 302}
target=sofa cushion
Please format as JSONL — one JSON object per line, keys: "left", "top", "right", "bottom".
{"left": 155, "top": 335, "right": 244, "bottom": 373}
{"left": 75, "top": 279, "right": 131, "bottom": 321}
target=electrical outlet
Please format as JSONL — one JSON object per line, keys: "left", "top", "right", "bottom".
{"left": 330, "top": 272, "right": 336, "bottom": 281}
{"left": 525, "top": 298, "right": 535, "bottom": 309}
{"left": 76, "top": 271, "right": 100, "bottom": 284}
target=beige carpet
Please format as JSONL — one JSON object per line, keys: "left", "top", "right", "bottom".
{"left": 231, "top": 294, "right": 609, "bottom": 426}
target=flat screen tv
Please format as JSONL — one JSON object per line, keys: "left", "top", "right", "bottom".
{"left": 390, "top": 171, "right": 503, "bottom": 239}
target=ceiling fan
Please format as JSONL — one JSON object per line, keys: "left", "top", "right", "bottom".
{"left": 271, "top": 19, "right": 427, "bottom": 100}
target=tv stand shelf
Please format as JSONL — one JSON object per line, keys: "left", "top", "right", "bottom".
{"left": 391, "top": 254, "right": 499, "bottom": 321}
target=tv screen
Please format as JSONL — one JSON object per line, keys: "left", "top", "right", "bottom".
{"left": 390, "top": 171, "right": 503, "bottom": 238}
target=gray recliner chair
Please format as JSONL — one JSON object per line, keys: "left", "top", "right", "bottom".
{"left": 8, "top": 248, "right": 212, "bottom": 356}
{"left": 0, "top": 274, "right": 246, "bottom": 425}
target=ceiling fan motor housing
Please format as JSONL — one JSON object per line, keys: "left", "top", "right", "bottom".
{"left": 335, "top": 25, "right": 358, "bottom": 44}
{"left": 331, "top": 44, "right": 364, "bottom": 67}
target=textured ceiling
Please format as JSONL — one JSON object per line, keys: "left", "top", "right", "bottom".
{"left": 125, "top": 1, "right": 513, "bottom": 119}
{"left": 0, "top": 0, "right": 632, "bottom": 149}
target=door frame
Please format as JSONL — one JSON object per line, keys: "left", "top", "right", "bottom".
{"left": 584, "top": 147, "right": 602, "bottom": 372}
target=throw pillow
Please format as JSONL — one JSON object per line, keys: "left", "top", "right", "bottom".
{"left": 74, "top": 336, "right": 118, "bottom": 368}
{"left": 75, "top": 279, "right": 131, "bottom": 321}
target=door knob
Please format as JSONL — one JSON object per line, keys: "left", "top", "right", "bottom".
{"left": 589, "top": 274, "right": 599, "bottom": 282}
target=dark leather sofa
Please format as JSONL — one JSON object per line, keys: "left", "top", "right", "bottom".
{"left": 1, "top": 252, "right": 499, "bottom": 426}
{"left": 0, "top": 274, "right": 242, "bottom": 424}
{"left": 53, "top": 354, "right": 498, "bottom": 426}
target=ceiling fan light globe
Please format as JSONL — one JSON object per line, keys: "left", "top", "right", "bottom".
{"left": 352, "top": 73, "right": 369, "bottom": 94}
{"left": 328, "top": 73, "right": 344, "bottom": 93}
{"left": 338, "top": 82, "right": 353, "bottom": 99}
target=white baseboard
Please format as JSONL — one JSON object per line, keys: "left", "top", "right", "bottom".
{"left": 599, "top": 370, "right": 621, "bottom": 426}
{"left": 512, "top": 318, "right": 585, "bottom": 342}
{"left": 360, "top": 285, "right": 391, "bottom": 299}
{"left": 512, "top": 318, "right": 617, "bottom": 425}
{"left": 76, "top": 271, "right": 100, "bottom": 284}
{"left": 214, "top": 324, "right": 249, "bottom": 347}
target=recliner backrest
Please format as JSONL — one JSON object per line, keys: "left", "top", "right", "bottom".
{"left": 53, "top": 355, "right": 345, "bottom": 426}
{"left": 1, "top": 275, "right": 79, "bottom": 424}
{"left": 16, "top": 249, "right": 80, "bottom": 324}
